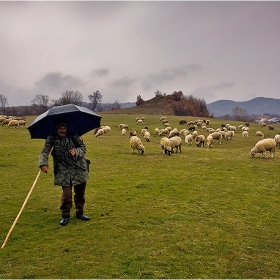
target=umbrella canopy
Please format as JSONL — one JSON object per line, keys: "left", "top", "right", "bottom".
{"left": 27, "top": 104, "right": 102, "bottom": 139}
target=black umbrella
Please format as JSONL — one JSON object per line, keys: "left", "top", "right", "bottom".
{"left": 27, "top": 104, "right": 102, "bottom": 139}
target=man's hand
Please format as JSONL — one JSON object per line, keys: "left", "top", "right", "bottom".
{"left": 41, "top": 166, "right": 49, "bottom": 173}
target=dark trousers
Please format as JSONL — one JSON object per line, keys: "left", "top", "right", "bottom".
{"left": 60, "top": 182, "right": 86, "bottom": 217}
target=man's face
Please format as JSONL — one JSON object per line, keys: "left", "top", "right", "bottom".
{"left": 57, "top": 125, "right": 67, "bottom": 137}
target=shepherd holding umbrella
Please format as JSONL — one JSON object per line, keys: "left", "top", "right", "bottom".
{"left": 28, "top": 104, "right": 101, "bottom": 226}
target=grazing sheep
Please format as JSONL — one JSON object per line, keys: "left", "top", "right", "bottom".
{"left": 169, "top": 136, "right": 182, "bottom": 153}
{"left": 121, "top": 128, "right": 126, "bottom": 136}
{"left": 95, "top": 128, "right": 105, "bottom": 137}
{"left": 192, "top": 130, "right": 198, "bottom": 139}
{"left": 129, "top": 130, "right": 137, "bottom": 137}
{"left": 268, "top": 125, "right": 274, "bottom": 130}
{"left": 184, "top": 134, "right": 193, "bottom": 145}
{"left": 256, "top": 131, "right": 264, "bottom": 138}
{"left": 18, "top": 120, "right": 26, "bottom": 126}
{"left": 141, "top": 128, "right": 148, "bottom": 136}
{"left": 242, "top": 131, "right": 249, "bottom": 138}
{"left": 179, "top": 129, "right": 189, "bottom": 137}
{"left": 227, "top": 125, "right": 236, "bottom": 131}
{"left": 136, "top": 119, "right": 143, "bottom": 124}
{"left": 206, "top": 135, "right": 213, "bottom": 148}
{"left": 2, "top": 118, "right": 12, "bottom": 126}
{"left": 210, "top": 132, "right": 222, "bottom": 144}
{"left": 130, "top": 136, "right": 145, "bottom": 154}
{"left": 195, "top": 135, "right": 206, "bottom": 147}
{"left": 168, "top": 128, "right": 179, "bottom": 138}
{"left": 250, "top": 138, "right": 276, "bottom": 158}
{"left": 143, "top": 130, "right": 150, "bottom": 142}
{"left": 260, "top": 123, "right": 267, "bottom": 128}
{"left": 118, "top": 123, "right": 128, "bottom": 129}
{"left": 179, "top": 119, "right": 187, "bottom": 125}
{"left": 8, "top": 120, "right": 19, "bottom": 128}
{"left": 159, "top": 128, "right": 169, "bottom": 136}
{"left": 161, "top": 119, "right": 169, "bottom": 124}
{"left": 188, "top": 125, "right": 196, "bottom": 131}
{"left": 225, "top": 130, "right": 234, "bottom": 141}
{"left": 160, "top": 116, "right": 166, "bottom": 122}
{"left": 274, "top": 134, "right": 280, "bottom": 147}
{"left": 160, "top": 137, "right": 172, "bottom": 155}
{"left": 155, "top": 128, "right": 160, "bottom": 135}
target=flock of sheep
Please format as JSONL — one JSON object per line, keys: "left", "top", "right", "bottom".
{"left": 94, "top": 116, "right": 280, "bottom": 159}
{"left": 0, "top": 115, "right": 26, "bottom": 128}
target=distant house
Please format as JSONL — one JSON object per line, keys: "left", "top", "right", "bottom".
{"left": 255, "top": 115, "right": 270, "bottom": 124}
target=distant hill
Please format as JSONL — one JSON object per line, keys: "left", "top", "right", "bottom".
{"left": 206, "top": 97, "right": 280, "bottom": 117}
{"left": 104, "top": 96, "right": 280, "bottom": 117}
{"left": 104, "top": 96, "right": 174, "bottom": 115}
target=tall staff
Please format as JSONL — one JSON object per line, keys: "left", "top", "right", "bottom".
{"left": 1, "top": 169, "right": 41, "bottom": 249}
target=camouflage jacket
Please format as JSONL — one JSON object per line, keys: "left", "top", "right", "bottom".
{"left": 39, "top": 132, "right": 89, "bottom": 186}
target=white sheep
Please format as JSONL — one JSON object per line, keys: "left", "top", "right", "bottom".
{"left": 8, "top": 120, "right": 19, "bottom": 128}
{"left": 274, "top": 134, "right": 280, "bottom": 147}
{"left": 210, "top": 132, "right": 222, "bottom": 144}
{"left": 136, "top": 119, "right": 143, "bottom": 124}
{"left": 118, "top": 123, "right": 128, "bottom": 129}
{"left": 159, "top": 128, "right": 169, "bottom": 136}
{"left": 242, "top": 131, "right": 249, "bottom": 138}
{"left": 225, "top": 130, "right": 234, "bottom": 141}
{"left": 256, "top": 131, "right": 264, "bottom": 138}
{"left": 169, "top": 128, "right": 179, "bottom": 138}
{"left": 251, "top": 138, "right": 276, "bottom": 158}
{"left": 169, "top": 136, "right": 182, "bottom": 153}
{"left": 143, "top": 130, "right": 150, "bottom": 142}
{"left": 227, "top": 125, "right": 236, "bottom": 131}
{"left": 18, "top": 120, "right": 26, "bottom": 126}
{"left": 130, "top": 136, "right": 145, "bottom": 154}
{"left": 206, "top": 135, "right": 213, "bottom": 148}
{"left": 129, "top": 130, "right": 137, "bottom": 137}
{"left": 155, "top": 128, "right": 160, "bottom": 135}
{"left": 160, "top": 137, "right": 172, "bottom": 155}
{"left": 195, "top": 135, "right": 206, "bottom": 147}
{"left": 2, "top": 118, "right": 12, "bottom": 126}
{"left": 95, "top": 128, "right": 105, "bottom": 137}
{"left": 184, "top": 134, "right": 193, "bottom": 145}
{"left": 121, "top": 128, "right": 126, "bottom": 136}
{"left": 103, "top": 125, "right": 111, "bottom": 133}
{"left": 141, "top": 128, "right": 148, "bottom": 136}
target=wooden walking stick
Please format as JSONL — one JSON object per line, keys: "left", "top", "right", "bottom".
{"left": 1, "top": 169, "right": 41, "bottom": 249}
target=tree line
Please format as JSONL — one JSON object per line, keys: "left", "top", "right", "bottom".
{"left": 0, "top": 90, "right": 121, "bottom": 116}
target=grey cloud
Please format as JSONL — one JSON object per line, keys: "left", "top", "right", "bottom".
{"left": 91, "top": 68, "right": 110, "bottom": 77}
{"left": 109, "top": 76, "right": 138, "bottom": 88}
{"left": 190, "top": 82, "right": 236, "bottom": 99}
{"left": 34, "top": 72, "right": 85, "bottom": 92}
{"left": 143, "top": 64, "right": 203, "bottom": 86}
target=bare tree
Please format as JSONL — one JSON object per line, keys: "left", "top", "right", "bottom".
{"left": 88, "top": 90, "right": 102, "bottom": 110}
{"left": 0, "top": 94, "right": 8, "bottom": 115}
{"left": 232, "top": 106, "right": 248, "bottom": 121}
{"left": 31, "top": 94, "right": 49, "bottom": 114}
{"left": 54, "top": 90, "right": 83, "bottom": 105}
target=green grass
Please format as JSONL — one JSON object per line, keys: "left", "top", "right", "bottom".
{"left": 0, "top": 114, "right": 280, "bottom": 278}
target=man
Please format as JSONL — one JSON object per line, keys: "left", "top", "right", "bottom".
{"left": 39, "top": 119, "right": 90, "bottom": 226}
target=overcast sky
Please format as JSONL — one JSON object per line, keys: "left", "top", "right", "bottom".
{"left": 1, "top": 1, "right": 280, "bottom": 106}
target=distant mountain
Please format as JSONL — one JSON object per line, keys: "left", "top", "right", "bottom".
{"left": 120, "top": 102, "right": 136, "bottom": 109}
{"left": 206, "top": 97, "right": 280, "bottom": 117}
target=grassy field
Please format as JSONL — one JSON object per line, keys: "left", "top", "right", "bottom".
{"left": 0, "top": 113, "right": 280, "bottom": 279}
